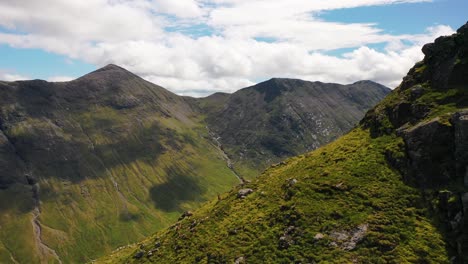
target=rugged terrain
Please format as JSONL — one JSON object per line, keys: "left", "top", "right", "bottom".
{"left": 198, "top": 79, "right": 389, "bottom": 178}
{"left": 102, "top": 22, "right": 468, "bottom": 263}
{"left": 0, "top": 66, "right": 387, "bottom": 262}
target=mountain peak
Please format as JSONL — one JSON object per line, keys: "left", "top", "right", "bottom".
{"left": 91, "top": 64, "right": 133, "bottom": 75}
{"left": 407, "top": 21, "right": 468, "bottom": 91}
{"left": 75, "top": 64, "right": 138, "bottom": 82}
{"left": 457, "top": 21, "right": 468, "bottom": 34}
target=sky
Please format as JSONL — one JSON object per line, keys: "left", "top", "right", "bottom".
{"left": 0, "top": 0, "right": 466, "bottom": 97}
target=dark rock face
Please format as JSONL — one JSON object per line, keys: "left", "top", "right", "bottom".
{"left": 453, "top": 110, "right": 468, "bottom": 185}
{"left": 399, "top": 118, "right": 455, "bottom": 188}
{"left": 399, "top": 110, "right": 468, "bottom": 188}
{"left": 406, "top": 23, "right": 468, "bottom": 91}
{"left": 373, "top": 22, "right": 468, "bottom": 263}
{"left": 396, "top": 111, "right": 468, "bottom": 263}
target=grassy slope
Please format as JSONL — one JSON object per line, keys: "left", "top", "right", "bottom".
{"left": 0, "top": 66, "right": 387, "bottom": 263}
{"left": 99, "top": 24, "right": 468, "bottom": 263}
{"left": 100, "top": 128, "right": 448, "bottom": 263}
{"left": 0, "top": 74, "right": 240, "bottom": 263}
{"left": 0, "top": 111, "right": 239, "bottom": 263}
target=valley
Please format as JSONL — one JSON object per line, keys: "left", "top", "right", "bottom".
{"left": 0, "top": 65, "right": 387, "bottom": 263}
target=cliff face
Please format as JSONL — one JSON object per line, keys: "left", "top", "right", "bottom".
{"left": 361, "top": 22, "right": 468, "bottom": 261}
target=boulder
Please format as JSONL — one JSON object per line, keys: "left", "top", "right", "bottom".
{"left": 278, "top": 235, "right": 293, "bottom": 249}
{"left": 178, "top": 211, "right": 194, "bottom": 220}
{"left": 133, "top": 251, "right": 144, "bottom": 259}
{"left": 234, "top": 256, "right": 246, "bottom": 264}
{"left": 287, "top": 178, "right": 298, "bottom": 186}
{"left": 329, "top": 223, "right": 368, "bottom": 251}
{"left": 314, "top": 233, "right": 325, "bottom": 240}
{"left": 238, "top": 188, "right": 253, "bottom": 198}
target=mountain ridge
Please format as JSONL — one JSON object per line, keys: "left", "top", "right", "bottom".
{"left": 200, "top": 78, "right": 390, "bottom": 178}
{"left": 0, "top": 65, "right": 389, "bottom": 263}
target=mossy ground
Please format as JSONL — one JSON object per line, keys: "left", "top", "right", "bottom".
{"left": 99, "top": 128, "right": 448, "bottom": 263}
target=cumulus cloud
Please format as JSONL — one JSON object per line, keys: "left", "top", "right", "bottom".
{"left": 47, "top": 76, "right": 76, "bottom": 82}
{"left": 0, "top": 70, "right": 29, "bottom": 81}
{"left": 0, "top": 0, "right": 456, "bottom": 96}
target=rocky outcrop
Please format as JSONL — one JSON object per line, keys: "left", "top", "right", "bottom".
{"left": 399, "top": 118, "right": 455, "bottom": 187}
{"left": 453, "top": 110, "right": 468, "bottom": 185}
{"left": 361, "top": 22, "right": 468, "bottom": 263}
{"left": 237, "top": 188, "right": 253, "bottom": 199}
{"left": 401, "top": 22, "right": 468, "bottom": 91}
{"left": 329, "top": 224, "right": 368, "bottom": 251}
{"left": 395, "top": 110, "right": 468, "bottom": 262}
{"left": 398, "top": 110, "right": 468, "bottom": 187}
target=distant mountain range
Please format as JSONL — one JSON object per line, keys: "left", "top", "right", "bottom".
{"left": 98, "top": 22, "right": 468, "bottom": 264}
{"left": 198, "top": 78, "right": 389, "bottom": 178}
{"left": 0, "top": 65, "right": 388, "bottom": 263}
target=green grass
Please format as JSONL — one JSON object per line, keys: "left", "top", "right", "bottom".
{"left": 100, "top": 128, "right": 448, "bottom": 263}
{"left": 0, "top": 105, "right": 240, "bottom": 263}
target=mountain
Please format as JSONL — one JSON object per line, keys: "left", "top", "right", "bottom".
{"left": 0, "top": 65, "right": 241, "bottom": 263}
{"left": 0, "top": 66, "right": 388, "bottom": 262}
{"left": 101, "top": 22, "right": 468, "bottom": 263}
{"left": 198, "top": 78, "right": 390, "bottom": 178}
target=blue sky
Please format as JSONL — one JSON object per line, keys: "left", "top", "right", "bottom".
{"left": 0, "top": 0, "right": 466, "bottom": 96}
{"left": 321, "top": 0, "right": 467, "bottom": 34}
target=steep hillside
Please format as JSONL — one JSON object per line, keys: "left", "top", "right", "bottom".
{"left": 105, "top": 22, "right": 468, "bottom": 263}
{"left": 198, "top": 79, "right": 390, "bottom": 178}
{"left": 0, "top": 65, "right": 388, "bottom": 263}
{"left": 0, "top": 65, "right": 241, "bottom": 263}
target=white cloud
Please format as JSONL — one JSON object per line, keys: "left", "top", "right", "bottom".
{"left": 0, "top": 0, "right": 456, "bottom": 97}
{"left": 154, "top": 0, "right": 204, "bottom": 18}
{"left": 0, "top": 71, "right": 29, "bottom": 81}
{"left": 47, "top": 76, "right": 76, "bottom": 82}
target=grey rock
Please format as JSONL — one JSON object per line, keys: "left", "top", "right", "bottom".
{"left": 329, "top": 224, "right": 368, "bottom": 251}
{"left": 409, "top": 85, "right": 425, "bottom": 100}
{"left": 453, "top": 110, "right": 468, "bottom": 186}
{"left": 450, "top": 212, "right": 463, "bottom": 230}
{"left": 329, "top": 231, "right": 349, "bottom": 242}
{"left": 134, "top": 251, "right": 144, "bottom": 259}
{"left": 287, "top": 178, "right": 298, "bottom": 186}
{"left": 284, "top": 226, "right": 296, "bottom": 235}
{"left": 401, "top": 118, "right": 454, "bottom": 187}
{"left": 238, "top": 188, "right": 253, "bottom": 198}
{"left": 179, "top": 211, "right": 193, "bottom": 220}
{"left": 343, "top": 224, "right": 368, "bottom": 251}
{"left": 234, "top": 256, "right": 246, "bottom": 264}
{"left": 314, "top": 233, "right": 325, "bottom": 240}
{"left": 278, "top": 235, "right": 293, "bottom": 249}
